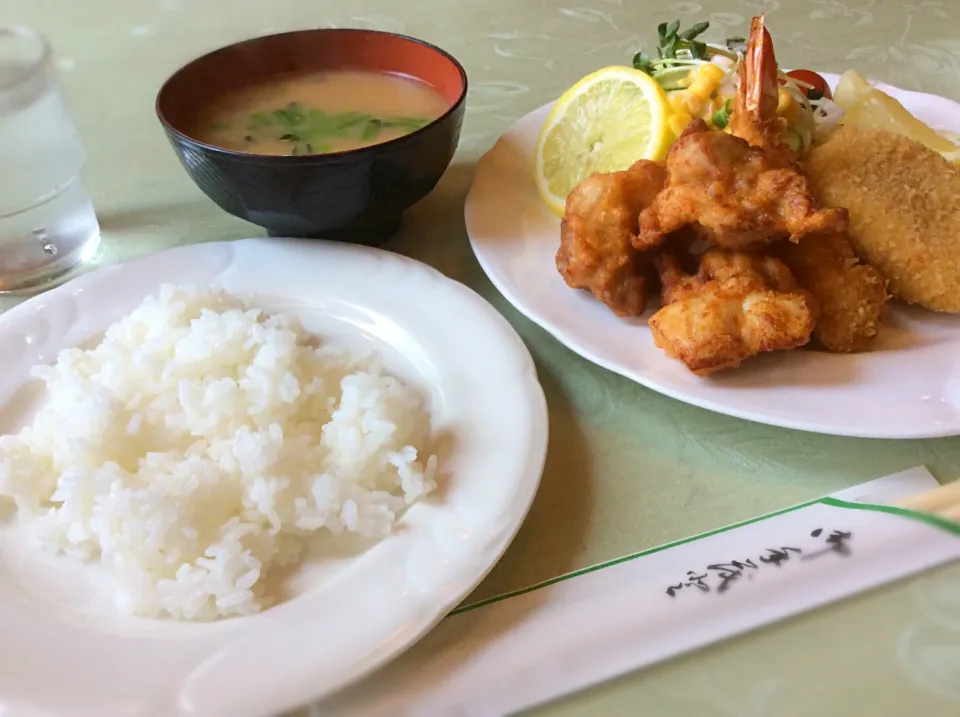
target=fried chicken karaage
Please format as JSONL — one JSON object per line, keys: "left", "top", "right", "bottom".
{"left": 556, "top": 159, "right": 667, "bottom": 317}
{"left": 775, "top": 231, "right": 888, "bottom": 352}
{"left": 551, "top": 13, "right": 897, "bottom": 377}
{"left": 635, "top": 17, "right": 847, "bottom": 253}
{"left": 649, "top": 249, "right": 816, "bottom": 375}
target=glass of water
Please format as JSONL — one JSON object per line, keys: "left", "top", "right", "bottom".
{"left": 0, "top": 26, "right": 100, "bottom": 293}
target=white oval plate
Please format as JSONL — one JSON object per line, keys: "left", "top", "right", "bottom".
{"left": 466, "top": 73, "right": 960, "bottom": 439}
{"left": 0, "top": 238, "right": 548, "bottom": 717}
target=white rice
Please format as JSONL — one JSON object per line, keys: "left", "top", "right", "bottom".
{"left": 0, "top": 284, "right": 437, "bottom": 620}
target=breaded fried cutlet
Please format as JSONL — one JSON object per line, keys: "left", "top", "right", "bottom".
{"left": 804, "top": 126, "right": 960, "bottom": 313}
{"left": 775, "top": 232, "right": 888, "bottom": 353}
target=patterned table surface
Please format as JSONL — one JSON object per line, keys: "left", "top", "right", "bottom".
{"left": 1, "top": 0, "right": 959, "bottom": 714}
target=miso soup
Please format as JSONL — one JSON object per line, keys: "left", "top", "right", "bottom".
{"left": 191, "top": 69, "right": 449, "bottom": 156}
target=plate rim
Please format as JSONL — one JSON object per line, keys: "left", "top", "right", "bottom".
{"left": 465, "top": 74, "right": 960, "bottom": 439}
{"left": 0, "top": 237, "right": 550, "bottom": 716}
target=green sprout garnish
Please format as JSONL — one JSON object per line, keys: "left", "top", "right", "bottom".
{"left": 633, "top": 20, "right": 739, "bottom": 78}
{"left": 712, "top": 99, "right": 733, "bottom": 129}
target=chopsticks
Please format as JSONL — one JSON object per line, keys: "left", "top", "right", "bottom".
{"left": 898, "top": 480, "right": 960, "bottom": 523}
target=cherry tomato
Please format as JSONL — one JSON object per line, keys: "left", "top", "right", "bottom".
{"left": 783, "top": 69, "right": 832, "bottom": 100}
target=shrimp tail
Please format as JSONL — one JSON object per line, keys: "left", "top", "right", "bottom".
{"left": 731, "top": 14, "right": 790, "bottom": 156}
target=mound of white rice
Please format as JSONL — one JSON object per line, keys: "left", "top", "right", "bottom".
{"left": 0, "top": 284, "right": 436, "bottom": 620}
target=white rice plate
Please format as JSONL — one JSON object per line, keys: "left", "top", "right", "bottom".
{"left": 0, "top": 284, "right": 437, "bottom": 621}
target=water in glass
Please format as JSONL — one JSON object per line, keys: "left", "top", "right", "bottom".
{"left": 0, "top": 27, "right": 100, "bottom": 293}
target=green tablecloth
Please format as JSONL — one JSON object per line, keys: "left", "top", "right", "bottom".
{"left": 2, "top": 1, "right": 959, "bottom": 714}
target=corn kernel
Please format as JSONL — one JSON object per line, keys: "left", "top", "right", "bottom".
{"left": 702, "top": 97, "right": 716, "bottom": 122}
{"left": 783, "top": 100, "right": 798, "bottom": 123}
{"left": 686, "top": 77, "right": 712, "bottom": 101}
{"left": 687, "top": 63, "right": 726, "bottom": 101}
{"left": 667, "top": 91, "right": 689, "bottom": 113}
{"left": 777, "top": 88, "right": 794, "bottom": 116}
{"left": 668, "top": 110, "right": 694, "bottom": 137}
{"left": 667, "top": 91, "right": 702, "bottom": 117}
{"left": 697, "top": 62, "right": 727, "bottom": 85}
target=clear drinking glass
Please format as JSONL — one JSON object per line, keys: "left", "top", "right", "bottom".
{"left": 0, "top": 27, "right": 100, "bottom": 293}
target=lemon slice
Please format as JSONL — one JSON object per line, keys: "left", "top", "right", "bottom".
{"left": 534, "top": 66, "right": 671, "bottom": 215}
{"left": 834, "top": 69, "right": 958, "bottom": 156}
